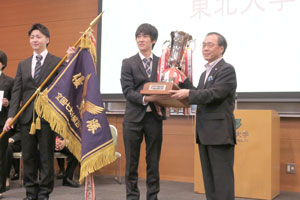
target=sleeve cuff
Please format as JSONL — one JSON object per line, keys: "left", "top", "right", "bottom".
{"left": 142, "top": 96, "right": 148, "bottom": 106}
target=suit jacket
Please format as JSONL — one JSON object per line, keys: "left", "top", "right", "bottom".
{"left": 180, "top": 59, "right": 237, "bottom": 145}
{"left": 0, "top": 73, "right": 14, "bottom": 126}
{"left": 120, "top": 53, "right": 164, "bottom": 123}
{"left": 8, "top": 53, "right": 62, "bottom": 125}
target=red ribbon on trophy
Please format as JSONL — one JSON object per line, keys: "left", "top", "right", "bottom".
{"left": 157, "top": 48, "right": 193, "bottom": 83}
{"left": 183, "top": 48, "right": 193, "bottom": 83}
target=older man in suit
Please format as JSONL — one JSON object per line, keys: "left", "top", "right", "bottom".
{"left": 170, "top": 32, "right": 237, "bottom": 200}
{"left": 0, "top": 50, "right": 14, "bottom": 199}
{"left": 120, "top": 23, "right": 165, "bottom": 200}
{"left": 3, "top": 23, "right": 64, "bottom": 200}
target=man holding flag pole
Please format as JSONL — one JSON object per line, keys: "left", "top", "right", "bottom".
{"left": 3, "top": 12, "right": 115, "bottom": 200}
{"left": 3, "top": 23, "right": 66, "bottom": 200}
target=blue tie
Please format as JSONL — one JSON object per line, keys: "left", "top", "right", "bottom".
{"left": 34, "top": 55, "right": 43, "bottom": 82}
{"left": 143, "top": 58, "right": 152, "bottom": 78}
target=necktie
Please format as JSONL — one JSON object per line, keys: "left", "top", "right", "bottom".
{"left": 143, "top": 58, "right": 152, "bottom": 78}
{"left": 34, "top": 55, "right": 43, "bottom": 82}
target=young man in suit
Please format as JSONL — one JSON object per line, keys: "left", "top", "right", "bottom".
{"left": 3, "top": 23, "right": 63, "bottom": 200}
{"left": 170, "top": 32, "right": 237, "bottom": 200}
{"left": 0, "top": 50, "right": 14, "bottom": 199}
{"left": 120, "top": 23, "right": 165, "bottom": 200}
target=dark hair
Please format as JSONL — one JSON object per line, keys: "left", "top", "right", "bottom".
{"left": 0, "top": 50, "right": 8, "bottom": 70}
{"left": 207, "top": 32, "right": 227, "bottom": 55}
{"left": 135, "top": 23, "right": 158, "bottom": 49}
{"left": 28, "top": 23, "right": 50, "bottom": 46}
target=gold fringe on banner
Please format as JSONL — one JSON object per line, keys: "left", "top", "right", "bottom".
{"left": 34, "top": 89, "right": 82, "bottom": 161}
{"left": 80, "top": 142, "right": 116, "bottom": 183}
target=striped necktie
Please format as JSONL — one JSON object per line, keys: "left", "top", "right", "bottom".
{"left": 34, "top": 55, "right": 43, "bottom": 82}
{"left": 143, "top": 58, "right": 152, "bottom": 78}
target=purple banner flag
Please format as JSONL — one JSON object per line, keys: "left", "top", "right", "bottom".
{"left": 35, "top": 46, "right": 116, "bottom": 183}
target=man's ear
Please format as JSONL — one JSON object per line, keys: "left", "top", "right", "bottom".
{"left": 220, "top": 46, "right": 224, "bottom": 55}
{"left": 0, "top": 63, "right": 5, "bottom": 71}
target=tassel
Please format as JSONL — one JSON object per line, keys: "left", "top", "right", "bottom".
{"left": 29, "top": 122, "right": 36, "bottom": 135}
{"left": 36, "top": 117, "right": 41, "bottom": 130}
{"left": 80, "top": 37, "right": 89, "bottom": 49}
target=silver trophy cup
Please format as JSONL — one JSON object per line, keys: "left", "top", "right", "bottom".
{"left": 161, "top": 31, "right": 192, "bottom": 83}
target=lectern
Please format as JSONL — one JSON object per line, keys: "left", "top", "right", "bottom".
{"left": 194, "top": 110, "right": 280, "bottom": 200}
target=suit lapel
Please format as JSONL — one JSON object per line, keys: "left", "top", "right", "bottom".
{"left": 24, "top": 56, "right": 34, "bottom": 83}
{"left": 198, "top": 72, "right": 206, "bottom": 89}
{"left": 37, "top": 53, "right": 53, "bottom": 84}
{"left": 0, "top": 74, "right": 5, "bottom": 89}
{"left": 150, "top": 55, "right": 159, "bottom": 82}
{"left": 134, "top": 53, "right": 150, "bottom": 80}
{"left": 204, "top": 59, "right": 225, "bottom": 88}
{"left": 133, "top": 53, "right": 159, "bottom": 81}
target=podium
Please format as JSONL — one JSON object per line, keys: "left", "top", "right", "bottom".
{"left": 194, "top": 110, "right": 280, "bottom": 200}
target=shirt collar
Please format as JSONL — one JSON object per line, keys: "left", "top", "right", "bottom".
{"left": 139, "top": 52, "right": 153, "bottom": 61}
{"left": 205, "top": 57, "right": 223, "bottom": 71}
{"left": 33, "top": 49, "right": 48, "bottom": 60}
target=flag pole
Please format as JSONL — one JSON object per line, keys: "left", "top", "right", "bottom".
{"left": 0, "top": 11, "right": 104, "bottom": 139}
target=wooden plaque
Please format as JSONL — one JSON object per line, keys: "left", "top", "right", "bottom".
{"left": 140, "top": 82, "right": 189, "bottom": 108}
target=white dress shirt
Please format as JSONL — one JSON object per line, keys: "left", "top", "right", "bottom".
{"left": 204, "top": 57, "right": 223, "bottom": 84}
{"left": 31, "top": 50, "right": 48, "bottom": 78}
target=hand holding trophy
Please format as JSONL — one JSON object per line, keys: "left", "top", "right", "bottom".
{"left": 141, "top": 31, "right": 194, "bottom": 108}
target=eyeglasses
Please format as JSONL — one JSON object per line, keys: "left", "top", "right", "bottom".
{"left": 202, "top": 42, "right": 217, "bottom": 49}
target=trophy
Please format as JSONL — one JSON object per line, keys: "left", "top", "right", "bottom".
{"left": 140, "top": 31, "right": 193, "bottom": 108}
{"left": 161, "top": 31, "right": 192, "bottom": 83}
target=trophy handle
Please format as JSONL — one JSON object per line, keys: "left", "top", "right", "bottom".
{"left": 162, "top": 40, "right": 171, "bottom": 49}
{"left": 187, "top": 39, "right": 196, "bottom": 52}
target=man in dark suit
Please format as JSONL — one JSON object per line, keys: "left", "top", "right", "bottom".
{"left": 5, "top": 125, "right": 22, "bottom": 188}
{"left": 55, "top": 135, "right": 79, "bottom": 188}
{"left": 0, "top": 50, "right": 14, "bottom": 199}
{"left": 170, "top": 32, "right": 237, "bottom": 200}
{"left": 120, "top": 23, "right": 165, "bottom": 200}
{"left": 3, "top": 24, "right": 63, "bottom": 200}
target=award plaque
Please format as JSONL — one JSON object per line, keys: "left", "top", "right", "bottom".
{"left": 140, "top": 82, "right": 189, "bottom": 108}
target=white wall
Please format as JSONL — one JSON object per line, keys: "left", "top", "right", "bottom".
{"left": 100, "top": 0, "right": 299, "bottom": 94}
